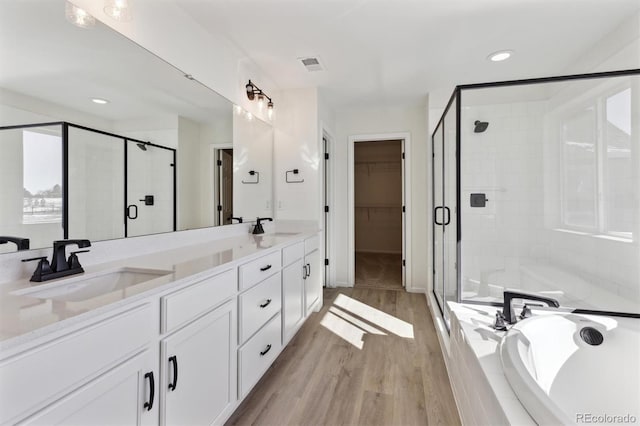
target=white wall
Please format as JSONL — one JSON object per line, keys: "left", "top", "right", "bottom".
{"left": 333, "top": 105, "right": 429, "bottom": 291}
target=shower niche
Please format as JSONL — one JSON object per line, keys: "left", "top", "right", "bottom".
{"left": 432, "top": 69, "right": 640, "bottom": 328}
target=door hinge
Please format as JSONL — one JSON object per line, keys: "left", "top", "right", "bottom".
{"left": 402, "top": 259, "right": 406, "bottom": 267}
{"left": 325, "top": 153, "right": 329, "bottom": 160}
{"left": 324, "top": 206, "right": 329, "bottom": 213}
{"left": 402, "top": 206, "right": 406, "bottom": 213}
{"left": 217, "top": 160, "right": 222, "bottom": 166}
{"left": 402, "top": 152, "right": 405, "bottom": 160}
{"left": 325, "top": 258, "right": 329, "bottom": 266}
{"left": 217, "top": 205, "right": 222, "bottom": 212}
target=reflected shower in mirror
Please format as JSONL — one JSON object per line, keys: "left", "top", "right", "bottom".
{"left": 0, "top": 0, "right": 274, "bottom": 253}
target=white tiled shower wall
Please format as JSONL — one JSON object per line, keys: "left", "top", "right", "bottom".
{"left": 460, "top": 96, "right": 639, "bottom": 313}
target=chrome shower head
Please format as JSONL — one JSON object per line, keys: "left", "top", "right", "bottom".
{"left": 474, "top": 120, "right": 489, "bottom": 133}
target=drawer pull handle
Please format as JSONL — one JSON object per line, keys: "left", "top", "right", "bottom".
{"left": 168, "top": 355, "right": 178, "bottom": 391}
{"left": 144, "top": 371, "right": 155, "bottom": 411}
{"left": 260, "top": 264, "right": 272, "bottom": 271}
{"left": 260, "top": 344, "right": 272, "bottom": 356}
{"left": 259, "top": 299, "right": 272, "bottom": 308}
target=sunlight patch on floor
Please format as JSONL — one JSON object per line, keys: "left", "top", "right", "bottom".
{"left": 329, "top": 306, "right": 387, "bottom": 335}
{"left": 333, "top": 293, "right": 414, "bottom": 338}
{"left": 320, "top": 310, "right": 365, "bottom": 349}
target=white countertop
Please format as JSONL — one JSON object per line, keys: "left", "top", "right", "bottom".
{"left": 0, "top": 231, "right": 316, "bottom": 352}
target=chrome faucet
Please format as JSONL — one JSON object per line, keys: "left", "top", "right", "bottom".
{"left": 252, "top": 217, "right": 273, "bottom": 235}
{"left": 502, "top": 290, "right": 559, "bottom": 324}
{"left": 22, "top": 239, "right": 91, "bottom": 282}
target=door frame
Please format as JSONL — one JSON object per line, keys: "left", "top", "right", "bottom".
{"left": 321, "top": 127, "right": 336, "bottom": 288}
{"left": 347, "top": 132, "right": 412, "bottom": 290}
{"left": 211, "top": 144, "right": 233, "bottom": 226}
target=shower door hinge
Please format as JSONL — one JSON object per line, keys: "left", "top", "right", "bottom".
{"left": 325, "top": 258, "right": 329, "bottom": 266}
{"left": 325, "top": 153, "right": 329, "bottom": 160}
{"left": 217, "top": 160, "right": 222, "bottom": 166}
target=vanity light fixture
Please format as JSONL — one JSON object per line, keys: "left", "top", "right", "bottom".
{"left": 488, "top": 50, "right": 513, "bottom": 62}
{"left": 245, "top": 80, "right": 274, "bottom": 119}
{"left": 104, "top": 0, "right": 132, "bottom": 22}
{"left": 91, "top": 98, "right": 109, "bottom": 104}
{"left": 65, "top": 2, "right": 95, "bottom": 29}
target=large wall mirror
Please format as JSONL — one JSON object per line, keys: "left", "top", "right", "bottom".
{"left": 0, "top": 0, "right": 274, "bottom": 254}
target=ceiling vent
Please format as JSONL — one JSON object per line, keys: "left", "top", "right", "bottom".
{"left": 299, "top": 57, "right": 323, "bottom": 72}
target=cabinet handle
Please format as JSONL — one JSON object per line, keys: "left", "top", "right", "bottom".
{"left": 168, "top": 355, "right": 178, "bottom": 391}
{"left": 259, "top": 299, "right": 272, "bottom": 308}
{"left": 144, "top": 371, "right": 155, "bottom": 411}
{"left": 307, "top": 263, "right": 311, "bottom": 277}
{"left": 260, "top": 344, "right": 272, "bottom": 356}
{"left": 260, "top": 264, "right": 272, "bottom": 271}
{"left": 302, "top": 264, "right": 307, "bottom": 279}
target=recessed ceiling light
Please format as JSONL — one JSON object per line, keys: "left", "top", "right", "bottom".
{"left": 488, "top": 50, "right": 513, "bottom": 62}
{"left": 91, "top": 98, "right": 109, "bottom": 104}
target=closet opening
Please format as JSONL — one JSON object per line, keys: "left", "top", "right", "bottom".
{"left": 353, "top": 139, "right": 404, "bottom": 290}
{"left": 213, "top": 146, "right": 233, "bottom": 226}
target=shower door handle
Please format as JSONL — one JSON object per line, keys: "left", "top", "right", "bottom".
{"left": 443, "top": 207, "right": 451, "bottom": 226}
{"left": 127, "top": 204, "right": 138, "bottom": 220}
{"left": 434, "top": 206, "right": 443, "bottom": 225}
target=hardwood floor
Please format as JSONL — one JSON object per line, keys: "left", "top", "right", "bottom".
{"left": 226, "top": 288, "right": 460, "bottom": 426}
{"left": 355, "top": 253, "right": 403, "bottom": 291}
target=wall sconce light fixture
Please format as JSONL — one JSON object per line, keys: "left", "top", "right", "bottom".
{"left": 245, "top": 80, "right": 274, "bottom": 119}
{"left": 104, "top": 0, "right": 132, "bottom": 22}
{"left": 65, "top": 2, "right": 95, "bottom": 29}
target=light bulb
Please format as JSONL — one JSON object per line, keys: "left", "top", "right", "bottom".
{"left": 65, "top": 2, "right": 95, "bottom": 29}
{"left": 267, "top": 102, "right": 274, "bottom": 120}
{"left": 257, "top": 94, "right": 264, "bottom": 110}
{"left": 104, "top": 0, "right": 132, "bottom": 22}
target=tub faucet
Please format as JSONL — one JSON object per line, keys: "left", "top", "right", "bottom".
{"left": 502, "top": 290, "right": 559, "bottom": 324}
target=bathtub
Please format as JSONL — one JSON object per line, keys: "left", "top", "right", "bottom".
{"left": 500, "top": 314, "right": 640, "bottom": 425}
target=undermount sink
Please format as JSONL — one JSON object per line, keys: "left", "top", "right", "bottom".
{"left": 12, "top": 267, "right": 172, "bottom": 302}
{"left": 271, "top": 232, "right": 300, "bottom": 236}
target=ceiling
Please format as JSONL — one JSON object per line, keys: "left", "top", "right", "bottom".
{"left": 177, "top": 0, "right": 640, "bottom": 109}
{"left": 0, "top": 0, "right": 231, "bottom": 125}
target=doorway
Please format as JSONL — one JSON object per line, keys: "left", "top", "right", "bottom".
{"left": 214, "top": 147, "right": 233, "bottom": 226}
{"left": 352, "top": 139, "right": 405, "bottom": 290}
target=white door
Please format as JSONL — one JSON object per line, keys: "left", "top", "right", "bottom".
{"left": 304, "top": 249, "right": 322, "bottom": 314}
{"left": 282, "top": 258, "right": 305, "bottom": 344}
{"left": 22, "top": 351, "right": 156, "bottom": 426}
{"left": 126, "top": 142, "right": 174, "bottom": 237}
{"left": 162, "top": 300, "right": 236, "bottom": 426}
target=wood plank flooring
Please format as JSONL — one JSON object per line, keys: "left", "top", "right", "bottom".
{"left": 226, "top": 288, "right": 460, "bottom": 426}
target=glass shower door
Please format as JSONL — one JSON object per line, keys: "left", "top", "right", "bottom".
{"left": 126, "top": 141, "right": 175, "bottom": 237}
{"left": 433, "top": 125, "right": 445, "bottom": 312}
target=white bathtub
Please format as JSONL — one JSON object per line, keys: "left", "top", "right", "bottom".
{"left": 500, "top": 314, "right": 640, "bottom": 425}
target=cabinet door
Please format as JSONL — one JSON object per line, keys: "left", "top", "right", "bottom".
{"left": 304, "top": 249, "right": 322, "bottom": 314}
{"left": 162, "top": 300, "right": 236, "bottom": 426}
{"left": 22, "top": 351, "right": 155, "bottom": 426}
{"left": 282, "top": 258, "right": 305, "bottom": 344}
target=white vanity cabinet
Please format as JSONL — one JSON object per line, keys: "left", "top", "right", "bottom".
{"left": 281, "top": 241, "right": 305, "bottom": 344}
{"left": 0, "top": 303, "right": 157, "bottom": 425}
{"left": 159, "top": 269, "right": 238, "bottom": 426}
{"left": 303, "top": 236, "right": 322, "bottom": 315}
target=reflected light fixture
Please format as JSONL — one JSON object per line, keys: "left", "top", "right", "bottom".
{"left": 245, "top": 80, "right": 274, "bottom": 119}
{"left": 91, "top": 98, "right": 109, "bottom": 104}
{"left": 104, "top": 0, "right": 132, "bottom": 22}
{"left": 488, "top": 50, "right": 513, "bottom": 62}
{"left": 65, "top": 2, "right": 95, "bottom": 29}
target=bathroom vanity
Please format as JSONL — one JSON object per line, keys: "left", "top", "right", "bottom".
{"left": 0, "top": 229, "right": 322, "bottom": 425}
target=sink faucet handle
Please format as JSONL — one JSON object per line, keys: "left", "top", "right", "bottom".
{"left": 493, "top": 310, "right": 508, "bottom": 331}
{"left": 519, "top": 303, "right": 543, "bottom": 320}
{"left": 68, "top": 250, "right": 90, "bottom": 270}
{"left": 21, "top": 256, "right": 53, "bottom": 282}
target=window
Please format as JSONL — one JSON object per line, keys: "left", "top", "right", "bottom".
{"left": 22, "top": 130, "right": 62, "bottom": 224}
{"left": 560, "top": 86, "right": 634, "bottom": 239}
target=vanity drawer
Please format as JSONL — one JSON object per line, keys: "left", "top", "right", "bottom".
{"left": 0, "top": 304, "right": 152, "bottom": 425}
{"left": 238, "top": 313, "right": 282, "bottom": 398}
{"left": 304, "top": 235, "right": 319, "bottom": 255}
{"left": 282, "top": 241, "right": 304, "bottom": 266}
{"left": 239, "top": 272, "right": 282, "bottom": 343}
{"left": 239, "top": 251, "right": 282, "bottom": 291}
{"left": 162, "top": 269, "right": 236, "bottom": 333}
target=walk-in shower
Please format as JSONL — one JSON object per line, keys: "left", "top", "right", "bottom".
{"left": 432, "top": 69, "right": 640, "bottom": 328}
